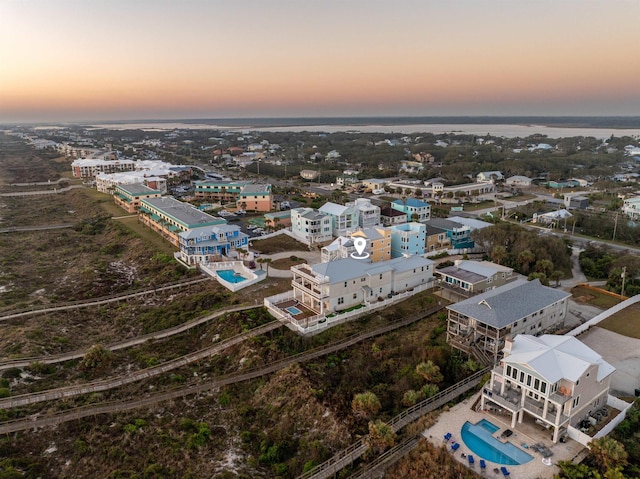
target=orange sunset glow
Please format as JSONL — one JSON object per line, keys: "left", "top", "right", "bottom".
{"left": 1, "top": 0, "right": 639, "bottom": 122}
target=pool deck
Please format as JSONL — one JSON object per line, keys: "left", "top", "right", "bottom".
{"left": 423, "top": 391, "right": 585, "bottom": 478}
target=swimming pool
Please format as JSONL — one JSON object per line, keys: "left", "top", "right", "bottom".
{"left": 286, "top": 306, "right": 303, "bottom": 315}
{"left": 461, "top": 420, "right": 533, "bottom": 465}
{"left": 216, "top": 269, "right": 247, "bottom": 284}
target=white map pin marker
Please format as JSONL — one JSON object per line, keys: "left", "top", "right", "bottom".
{"left": 351, "top": 237, "right": 369, "bottom": 259}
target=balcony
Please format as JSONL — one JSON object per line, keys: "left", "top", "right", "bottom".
{"left": 292, "top": 279, "right": 324, "bottom": 298}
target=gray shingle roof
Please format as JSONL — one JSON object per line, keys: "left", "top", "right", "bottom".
{"left": 446, "top": 279, "right": 570, "bottom": 328}
{"left": 310, "top": 255, "right": 433, "bottom": 284}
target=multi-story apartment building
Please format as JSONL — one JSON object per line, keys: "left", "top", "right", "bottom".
{"left": 176, "top": 224, "right": 249, "bottom": 266}
{"left": 236, "top": 184, "right": 272, "bottom": 212}
{"left": 391, "top": 198, "right": 431, "bottom": 223}
{"left": 390, "top": 222, "right": 426, "bottom": 258}
{"left": 446, "top": 279, "right": 570, "bottom": 365}
{"left": 290, "top": 208, "right": 333, "bottom": 245}
{"left": 436, "top": 260, "right": 516, "bottom": 299}
{"left": 96, "top": 172, "right": 168, "bottom": 194}
{"left": 288, "top": 255, "right": 433, "bottom": 316}
{"left": 318, "top": 202, "right": 359, "bottom": 237}
{"left": 193, "top": 181, "right": 250, "bottom": 203}
{"left": 481, "top": 334, "right": 615, "bottom": 443}
{"left": 346, "top": 198, "right": 381, "bottom": 228}
{"left": 139, "top": 196, "right": 226, "bottom": 247}
{"left": 320, "top": 226, "right": 391, "bottom": 263}
{"left": 264, "top": 211, "right": 292, "bottom": 230}
{"left": 113, "top": 183, "right": 163, "bottom": 214}
{"left": 72, "top": 158, "right": 136, "bottom": 178}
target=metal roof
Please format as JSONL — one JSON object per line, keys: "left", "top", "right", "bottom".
{"left": 504, "top": 334, "right": 615, "bottom": 383}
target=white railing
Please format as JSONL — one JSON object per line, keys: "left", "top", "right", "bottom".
{"left": 199, "top": 261, "right": 265, "bottom": 292}
{"left": 284, "top": 281, "right": 435, "bottom": 336}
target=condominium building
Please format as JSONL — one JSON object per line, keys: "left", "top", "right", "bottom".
{"left": 176, "top": 224, "right": 249, "bottom": 266}
{"left": 321, "top": 226, "right": 392, "bottom": 263}
{"left": 139, "top": 196, "right": 226, "bottom": 246}
{"left": 236, "top": 184, "right": 272, "bottom": 212}
{"left": 113, "top": 183, "right": 163, "bottom": 214}
{"left": 72, "top": 158, "right": 136, "bottom": 178}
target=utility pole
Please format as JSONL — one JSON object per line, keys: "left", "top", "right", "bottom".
{"left": 613, "top": 212, "right": 618, "bottom": 241}
{"left": 621, "top": 266, "right": 627, "bottom": 301}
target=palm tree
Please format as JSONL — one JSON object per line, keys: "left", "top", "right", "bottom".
{"left": 490, "top": 245, "right": 508, "bottom": 265}
{"left": 415, "top": 360, "right": 443, "bottom": 383}
{"left": 517, "top": 249, "right": 536, "bottom": 274}
{"left": 352, "top": 391, "right": 381, "bottom": 419}
{"left": 366, "top": 420, "right": 396, "bottom": 454}
{"left": 550, "top": 270, "right": 564, "bottom": 287}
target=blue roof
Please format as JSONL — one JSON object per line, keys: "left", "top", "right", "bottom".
{"left": 393, "top": 198, "right": 429, "bottom": 208}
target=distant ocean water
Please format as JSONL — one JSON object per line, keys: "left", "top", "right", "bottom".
{"left": 88, "top": 116, "right": 640, "bottom": 139}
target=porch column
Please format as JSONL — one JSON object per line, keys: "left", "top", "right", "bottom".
{"left": 511, "top": 411, "right": 517, "bottom": 428}
{"left": 480, "top": 394, "right": 486, "bottom": 411}
{"left": 542, "top": 399, "right": 549, "bottom": 418}
{"left": 552, "top": 426, "right": 560, "bottom": 443}
{"left": 500, "top": 380, "right": 505, "bottom": 396}
{"left": 555, "top": 406, "right": 562, "bottom": 424}
{"left": 518, "top": 409, "right": 524, "bottom": 424}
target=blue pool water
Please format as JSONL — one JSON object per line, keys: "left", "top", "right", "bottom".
{"left": 286, "top": 306, "right": 303, "bottom": 315}
{"left": 460, "top": 420, "right": 533, "bottom": 465}
{"left": 216, "top": 269, "right": 247, "bottom": 284}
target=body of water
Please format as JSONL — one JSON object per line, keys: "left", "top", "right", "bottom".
{"left": 89, "top": 117, "right": 640, "bottom": 139}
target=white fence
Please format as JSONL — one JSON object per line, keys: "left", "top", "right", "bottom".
{"left": 569, "top": 294, "right": 640, "bottom": 337}
{"left": 199, "top": 261, "right": 266, "bottom": 292}
{"left": 264, "top": 281, "right": 436, "bottom": 336}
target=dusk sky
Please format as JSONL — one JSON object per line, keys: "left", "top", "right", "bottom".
{"left": 1, "top": 0, "right": 639, "bottom": 122}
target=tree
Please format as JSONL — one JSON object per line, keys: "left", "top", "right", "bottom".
{"left": 534, "top": 259, "right": 554, "bottom": 277}
{"left": 366, "top": 420, "right": 396, "bottom": 454}
{"left": 490, "top": 245, "right": 507, "bottom": 265}
{"left": 415, "top": 360, "right": 443, "bottom": 384}
{"left": 352, "top": 391, "right": 381, "bottom": 419}
{"left": 79, "top": 344, "right": 113, "bottom": 376}
{"left": 517, "top": 249, "right": 536, "bottom": 274}
{"left": 550, "top": 270, "right": 564, "bottom": 287}
{"left": 588, "top": 437, "right": 628, "bottom": 475}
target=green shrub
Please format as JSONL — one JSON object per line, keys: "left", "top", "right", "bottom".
{"left": 0, "top": 388, "right": 10, "bottom": 399}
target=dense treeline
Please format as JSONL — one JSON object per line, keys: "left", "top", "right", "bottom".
{"left": 471, "top": 223, "right": 573, "bottom": 285}
{"left": 579, "top": 245, "right": 640, "bottom": 297}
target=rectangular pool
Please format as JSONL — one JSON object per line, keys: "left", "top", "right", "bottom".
{"left": 286, "top": 306, "right": 303, "bottom": 315}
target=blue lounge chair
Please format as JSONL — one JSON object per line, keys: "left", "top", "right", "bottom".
{"left": 444, "top": 432, "right": 452, "bottom": 442}
{"left": 451, "top": 442, "right": 460, "bottom": 452}
{"left": 501, "top": 466, "right": 511, "bottom": 477}
{"left": 479, "top": 459, "right": 486, "bottom": 472}
{"left": 468, "top": 454, "right": 475, "bottom": 466}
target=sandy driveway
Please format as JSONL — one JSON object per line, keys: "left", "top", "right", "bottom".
{"left": 578, "top": 327, "right": 640, "bottom": 396}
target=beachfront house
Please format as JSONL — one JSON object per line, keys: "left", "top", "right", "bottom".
{"left": 481, "top": 334, "right": 615, "bottom": 443}
{"left": 446, "top": 279, "right": 570, "bottom": 365}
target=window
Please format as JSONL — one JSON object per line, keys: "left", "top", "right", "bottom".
{"left": 353, "top": 293, "right": 357, "bottom": 299}
{"left": 527, "top": 375, "right": 532, "bottom": 387}
{"left": 338, "top": 297, "right": 344, "bottom": 305}
{"left": 520, "top": 371, "right": 525, "bottom": 383}
{"left": 506, "top": 365, "right": 512, "bottom": 377}
{"left": 344, "top": 282, "right": 348, "bottom": 287}
{"left": 541, "top": 382, "right": 546, "bottom": 394}
{"left": 573, "top": 395, "right": 580, "bottom": 408}
{"left": 534, "top": 378, "right": 540, "bottom": 391}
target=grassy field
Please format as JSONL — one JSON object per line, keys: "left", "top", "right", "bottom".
{"left": 596, "top": 302, "right": 640, "bottom": 339}
{"left": 115, "top": 216, "right": 177, "bottom": 256}
{"left": 251, "top": 233, "right": 309, "bottom": 254}
{"left": 270, "top": 255, "right": 307, "bottom": 269}
{"left": 571, "top": 285, "right": 622, "bottom": 309}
